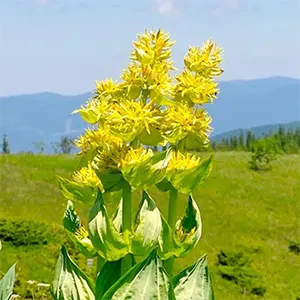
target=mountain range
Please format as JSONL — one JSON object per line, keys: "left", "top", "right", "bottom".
{"left": 0, "top": 76, "right": 299, "bottom": 153}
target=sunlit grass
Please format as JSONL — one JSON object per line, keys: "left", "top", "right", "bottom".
{"left": 0, "top": 152, "right": 299, "bottom": 299}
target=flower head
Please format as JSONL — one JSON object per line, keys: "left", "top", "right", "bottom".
{"left": 71, "top": 29, "right": 223, "bottom": 192}
{"left": 167, "top": 151, "right": 201, "bottom": 172}
{"left": 121, "top": 147, "right": 154, "bottom": 168}
{"left": 72, "top": 163, "right": 103, "bottom": 189}
{"left": 74, "top": 127, "right": 123, "bottom": 155}
{"left": 162, "top": 104, "right": 212, "bottom": 145}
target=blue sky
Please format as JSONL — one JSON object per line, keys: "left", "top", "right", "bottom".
{"left": 0, "top": 0, "right": 299, "bottom": 96}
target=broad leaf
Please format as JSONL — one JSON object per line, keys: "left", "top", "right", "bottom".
{"left": 167, "top": 155, "right": 213, "bottom": 194}
{"left": 51, "top": 245, "right": 95, "bottom": 300}
{"left": 88, "top": 190, "right": 129, "bottom": 261}
{"left": 108, "top": 127, "right": 141, "bottom": 143}
{"left": 138, "top": 126, "right": 164, "bottom": 146}
{"left": 76, "top": 148, "right": 99, "bottom": 170}
{"left": 122, "top": 149, "right": 172, "bottom": 189}
{"left": 95, "top": 260, "right": 122, "bottom": 299}
{"left": 73, "top": 108, "right": 98, "bottom": 124}
{"left": 172, "top": 255, "right": 214, "bottom": 300}
{"left": 180, "top": 133, "right": 210, "bottom": 152}
{"left": 94, "top": 170, "right": 125, "bottom": 192}
{"left": 102, "top": 250, "right": 176, "bottom": 300}
{"left": 112, "top": 198, "right": 123, "bottom": 233}
{"left": 174, "top": 195, "right": 202, "bottom": 258}
{"left": 0, "top": 263, "right": 16, "bottom": 300}
{"left": 63, "top": 201, "right": 97, "bottom": 258}
{"left": 63, "top": 200, "right": 81, "bottom": 233}
{"left": 57, "top": 176, "right": 97, "bottom": 203}
{"left": 158, "top": 215, "right": 175, "bottom": 260}
{"left": 132, "top": 191, "right": 162, "bottom": 256}
{"left": 156, "top": 178, "right": 173, "bottom": 192}
{"left": 158, "top": 195, "right": 202, "bottom": 259}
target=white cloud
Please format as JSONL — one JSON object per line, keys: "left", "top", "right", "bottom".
{"left": 155, "top": 0, "right": 175, "bottom": 14}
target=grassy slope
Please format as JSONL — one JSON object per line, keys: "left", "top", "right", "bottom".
{"left": 0, "top": 152, "right": 299, "bottom": 299}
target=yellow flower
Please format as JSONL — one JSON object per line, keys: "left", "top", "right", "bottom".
{"left": 74, "top": 127, "right": 123, "bottom": 154}
{"left": 121, "top": 147, "right": 154, "bottom": 168}
{"left": 73, "top": 96, "right": 112, "bottom": 125}
{"left": 74, "top": 225, "right": 89, "bottom": 240}
{"left": 72, "top": 163, "right": 103, "bottom": 189}
{"left": 120, "top": 29, "right": 176, "bottom": 103}
{"left": 131, "top": 29, "right": 175, "bottom": 66}
{"left": 184, "top": 41, "right": 223, "bottom": 76}
{"left": 173, "top": 40, "right": 223, "bottom": 106}
{"left": 92, "top": 142, "right": 129, "bottom": 172}
{"left": 174, "top": 70, "right": 219, "bottom": 105}
{"left": 167, "top": 151, "right": 201, "bottom": 172}
{"left": 162, "top": 103, "right": 212, "bottom": 145}
{"left": 107, "top": 100, "right": 162, "bottom": 142}
{"left": 94, "top": 78, "right": 124, "bottom": 99}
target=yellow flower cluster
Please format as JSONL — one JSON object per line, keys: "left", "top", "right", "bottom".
{"left": 72, "top": 163, "right": 103, "bottom": 189}
{"left": 72, "top": 29, "right": 223, "bottom": 178}
{"left": 167, "top": 152, "right": 201, "bottom": 172}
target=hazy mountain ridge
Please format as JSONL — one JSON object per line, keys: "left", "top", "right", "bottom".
{"left": 211, "top": 121, "right": 300, "bottom": 142}
{"left": 0, "top": 76, "right": 299, "bottom": 152}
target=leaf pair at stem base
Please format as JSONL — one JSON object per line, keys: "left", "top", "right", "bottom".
{"left": 52, "top": 246, "right": 214, "bottom": 300}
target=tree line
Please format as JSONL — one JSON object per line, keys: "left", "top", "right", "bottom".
{"left": 210, "top": 126, "right": 300, "bottom": 154}
{"left": 0, "top": 135, "right": 74, "bottom": 154}
{"left": 1, "top": 126, "right": 300, "bottom": 154}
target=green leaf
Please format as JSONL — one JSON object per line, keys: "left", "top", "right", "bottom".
{"left": 51, "top": 245, "right": 95, "bottom": 300}
{"left": 158, "top": 215, "right": 176, "bottom": 260}
{"left": 108, "top": 127, "right": 140, "bottom": 143}
{"left": 112, "top": 198, "right": 123, "bottom": 233}
{"left": 167, "top": 154, "right": 213, "bottom": 194}
{"left": 76, "top": 148, "right": 99, "bottom": 170}
{"left": 57, "top": 176, "right": 97, "bottom": 203}
{"left": 0, "top": 263, "right": 16, "bottom": 300}
{"left": 122, "top": 149, "right": 172, "bottom": 189}
{"left": 138, "top": 126, "right": 164, "bottom": 146}
{"left": 131, "top": 191, "right": 162, "bottom": 256}
{"left": 102, "top": 250, "right": 176, "bottom": 300}
{"left": 95, "top": 260, "right": 122, "bottom": 299}
{"left": 63, "top": 201, "right": 97, "bottom": 258}
{"left": 88, "top": 190, "right": 129, "bottom": 261}
{"left": 63, "top": 200, "right": 81, "bottom": 233}
{"left": 156, "top": 178, "right": 173, "bottom": 192}
{"left": 174, "top": 195, "right": 202, "bottom": 258}
{"left": 94, "top": 170, "right": 125, "bottom": 192}
{"left": 172, "top": 255, "right": 214, "bottom": 300}
{"left": 181, "top": 133, "right": 209, "bottom": 151}
{"left": 73, "top": 108, "right": 98, "bottom": 124}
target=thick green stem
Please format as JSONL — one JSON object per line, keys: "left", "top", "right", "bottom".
{"left": 121, "top": 181, "right": 132, "bottom": 275}
{"left": 163, "top": 186, "right": 178, "bottom": 275}
{"left": 96, "top": 255, "right": 105, "bottom": 275}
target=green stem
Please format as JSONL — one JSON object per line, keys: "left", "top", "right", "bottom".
{"left": 130, "top": 137, "right": 139, "bottom": 149}
{"left": 96, "top": 255, "right": 105, "bottom": 275}
{"left": 121, "top": 181, "right": 132, "bottom": 275}
{"left": 163, "top": 186, "right": 178, "bottom": 275}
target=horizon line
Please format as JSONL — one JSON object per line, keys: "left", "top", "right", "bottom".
{"left": 0, "top": 75, "right": 299, "bottom": 98}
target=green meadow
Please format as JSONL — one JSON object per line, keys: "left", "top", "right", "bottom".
{"left": 0, "top": 152, "right": 299, "bottom": 299}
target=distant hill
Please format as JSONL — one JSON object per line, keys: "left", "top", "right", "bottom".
{"left": 0, "top": 76, "right": 299, "bottom": 152}
{"left": 0, "top": 92, "right": 90, "bottom": 153}
{"left": 211, "top": 121, "right": 300, "bottom": 142}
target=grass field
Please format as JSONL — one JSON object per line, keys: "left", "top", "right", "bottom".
{"left": 0, "top": 152, "right": 300, "bottom": 299}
